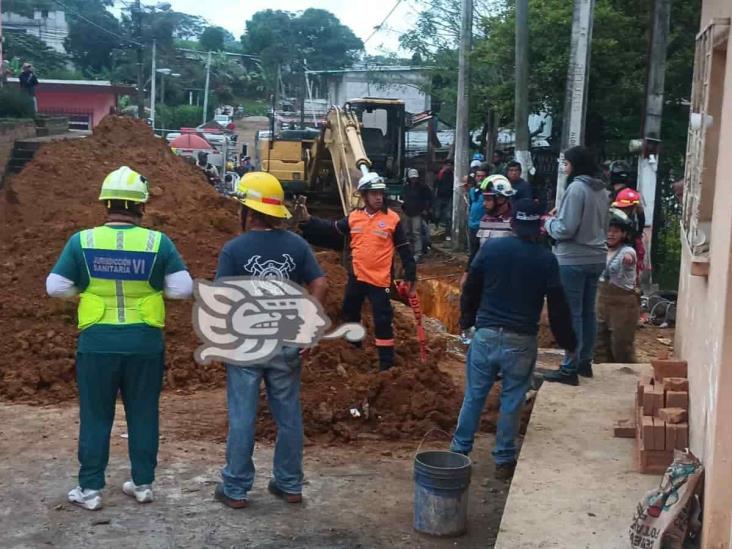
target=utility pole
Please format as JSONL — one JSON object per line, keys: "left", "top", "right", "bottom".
{"left": 640, "top": 0, "right": 671, "bottom": 279}
{"left": 150, "top": 40, "right": 156, "bottom": 130}
{"left": 0, "top": 0, "right": 5, "bottom": 88}
{"left": 451, "top": 0, "right": 473, "bottom": 249}
{"left": 134, "top": 0, "right": 145, "bottom": 120}
{"left": 514, "top": 0, "right": 533, "bottom": 177}
{"left": 202, "top": 50, "right": 212, "bottom": 125}
{"left": 556, "top": 0, "right": 595, "bottom": 205}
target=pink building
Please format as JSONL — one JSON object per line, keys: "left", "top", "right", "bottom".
{"left": 8, "top": 78, "right": 135, "bottom": 130}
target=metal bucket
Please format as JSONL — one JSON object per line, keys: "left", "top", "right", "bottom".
{"left": 413, "top": 450, "right": 472, "bottom": 537}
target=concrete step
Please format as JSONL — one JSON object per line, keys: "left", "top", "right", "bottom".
{"left": 13, "top": 140, "right": 42, "bottom": 152}
{"left": 7, "top": 158, "right": 29, "bottom": 173}
{"left": 11, "top": 148, "right": 35, "bottom": 160}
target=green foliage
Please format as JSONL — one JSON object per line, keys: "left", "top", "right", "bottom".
{"left": 64, "top": 5, "right": 125, "bottom": 75}
{"left": 0, "top": 87, "right": 35, "bottom": 118}
{"left": 241, "top": 9, "right": 363, "bottom": 93}
{"left": 155, "top": 105, "right": 204, "bottom": 129}
{"left": 401, "top": 0, "right": 699, "bottom": 157}
{"left": 239, "top": 98, "right": 269, "bottom": 116}
{"left": 4, "top": 32, "right": 69, "bottom": 74}
{"left": 199, "top": 26, "right": 233, "bottom": 52}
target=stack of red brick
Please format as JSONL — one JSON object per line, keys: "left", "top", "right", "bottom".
{"left": 635, "top": 357, "right": 689, "bottom": 473}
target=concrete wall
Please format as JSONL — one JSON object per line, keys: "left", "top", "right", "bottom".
{"left": 0, "top": 120, "right": 36, "bottom": 183}
{"left": 3, "top": 10, "right": 69, "bottom": 54}
{"left": 323, "top": 70, "right": 430, "bottom": 114}
{"left": 675, "top": 1, "right": 732, "bottom": 547}
{"left": 37, "top": 90, "right": 115, "bottom": 128}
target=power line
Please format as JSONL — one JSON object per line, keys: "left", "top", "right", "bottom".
{"left": 364, "top": 0, "right": 405, "bottom": 45}
{"left": 52, "top": 0, "right": 142, "bottom": 46}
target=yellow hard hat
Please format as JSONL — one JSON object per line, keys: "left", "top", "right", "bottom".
{"left": 226, "top": 161, "right": 234, "bottom": 171}
{"left": 235, "top": 172, "right": 291, "bottom": 219}
{"left": 99, "top": 166, "right": 149, "bottom": 203}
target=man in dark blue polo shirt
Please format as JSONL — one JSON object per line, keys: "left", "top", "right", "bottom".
{"left": 451, "top": 199, "right": 576, "bottom": 480}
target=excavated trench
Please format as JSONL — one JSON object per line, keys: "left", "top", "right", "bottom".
{"left": 415, "top": 274, "right": 558, "bottom": 348}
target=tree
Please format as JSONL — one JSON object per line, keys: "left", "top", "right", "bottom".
{"left": 401, "top": 0, "right": 699, "bottom": 156}
{"left": 4, "top": 32, "right": 69, "bottom": 74}
{"left": 64, "top": 2, "right": 125, "bottom": 75}
{"left": 199, "top": 26, "right": 228, "bottom": 52}
{"left": 241, "top": 9, "right": 363, "bottom": 94}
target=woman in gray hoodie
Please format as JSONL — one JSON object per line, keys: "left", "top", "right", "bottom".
{"left": 543, "top": 146, "right": 610, "bottom": 385}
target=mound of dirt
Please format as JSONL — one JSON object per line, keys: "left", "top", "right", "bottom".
{"left": 0, "top": 116, "right": 237, "bottom": 402}
{"left": 0, "top": 119, "right": 484, "bottom": 441}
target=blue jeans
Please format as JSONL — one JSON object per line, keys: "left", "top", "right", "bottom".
{"left": 558, "top": 263, "right": 605, "bottom": 373}
{"left": 221, "top": 347, "right": 303, "bottom": 500}
{"left": 451, "top": 328, "right": 537, "bottom": 465}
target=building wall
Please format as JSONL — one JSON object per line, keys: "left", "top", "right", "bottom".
{"left": 324, "top": 70, "right": 430, "bottom": 114}
{"left": 675, "top": 1, "right": 732, "bottom": 547}
{"left": 3, "top": 10, "right": 69, "bottom": 54}
{"left": 37, "top": 90, "right": 116, "bottom": 129}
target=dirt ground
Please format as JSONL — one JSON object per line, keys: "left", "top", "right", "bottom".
{"left": 0, "top": 384, "right": 511, "bottom": 549}
{"left": 234, "top": 116, "right": 269, "bottom": 156}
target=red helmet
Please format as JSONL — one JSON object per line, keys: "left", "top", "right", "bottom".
{"left": 613, "top": 188, "right": 641, "bottom": 207}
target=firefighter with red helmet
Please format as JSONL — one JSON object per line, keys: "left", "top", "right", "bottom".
{"left": 612, "top": 187, "right": 646, "bottom": 276}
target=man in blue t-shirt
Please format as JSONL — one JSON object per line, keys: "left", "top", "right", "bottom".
{"left": 451, "top": 199, "right": 576, "bottom": 480}
{"left": 213, "top": 172, "right": 327, "bottom": 510}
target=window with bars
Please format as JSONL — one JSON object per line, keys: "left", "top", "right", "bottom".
{"left": 682, "top": 18, "right": 730, "bottom": 267}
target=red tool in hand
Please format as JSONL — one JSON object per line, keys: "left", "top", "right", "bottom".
{"left": 396, "top": 280, "right": 428, "bottom": 364}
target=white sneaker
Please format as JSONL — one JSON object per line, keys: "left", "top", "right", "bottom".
{"left": 122, "top": 481, "right": 154, "bottom": 503}
{"left": 68, "top": 486, "right": 103, "bottom": 511}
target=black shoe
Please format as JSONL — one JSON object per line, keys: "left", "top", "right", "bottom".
{"left": 214, "top": 483, "right": 248, "bottom": 509}
{"left": 494, "top": 461, "right": 517, "bottom": 481}
{"left": 542, "top": 370, "right": 579, "bottom": 386}
{"left": 577, "top": 363, "right": 594, "bottom": 378}
{"left": 268, "top": 480, "right": 302, "bottom": 504}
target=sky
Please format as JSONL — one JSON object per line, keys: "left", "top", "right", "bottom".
{"left": 116, "top": 0, "right": 420, "bottom": 55}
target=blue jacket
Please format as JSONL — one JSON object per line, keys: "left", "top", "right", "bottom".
{"left": 468, "top": 187, "right": 484, "bottom": 230}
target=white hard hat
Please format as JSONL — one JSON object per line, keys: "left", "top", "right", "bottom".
{"left": 407, "top": 168, "right": 419, "bottom": 179}
{"left": 470, "top": 160, "right": 482, "bottom": 168}
{"left": 358, "top": 172, "right": 386, "bottom": 192}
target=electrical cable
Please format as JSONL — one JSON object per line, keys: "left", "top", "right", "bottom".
{"left": 52, "top": 0, "right": 142, "bottom": 46}
{"left": 364, "top": 0, "right": 404, "bottom": 45}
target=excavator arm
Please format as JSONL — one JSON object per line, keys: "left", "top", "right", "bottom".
{"left": 308, "top": 106, "right": 380, "bottom": 216}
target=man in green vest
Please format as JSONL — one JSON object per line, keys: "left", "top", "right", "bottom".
{"left": 46, "top": 166, "right": 193, "bottom": 511}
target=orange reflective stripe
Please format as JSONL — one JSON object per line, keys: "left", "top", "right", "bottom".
{"left": 375, "top": 338, "right": 395, "bottom": 347}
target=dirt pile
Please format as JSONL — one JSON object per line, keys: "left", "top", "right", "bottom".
{"left": 0, "top": 116, "right": 237, "bottom": 401}
{"left": 280, "top": 251, "right": 473, "bottom": 441}
{"left": 0, "top": 120, "right": 480, "bottom": 441}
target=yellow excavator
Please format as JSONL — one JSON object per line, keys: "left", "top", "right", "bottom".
{"left": 257, "top": 98, "right": 407, "bottom": 216}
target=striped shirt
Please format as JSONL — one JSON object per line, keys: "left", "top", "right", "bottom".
{"left": 477, "top": 211, "right": 513, "bottom": 245}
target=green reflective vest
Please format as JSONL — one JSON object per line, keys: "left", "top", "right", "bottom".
{"left": 77, "top": 225, "right": 165, "bottom": 330}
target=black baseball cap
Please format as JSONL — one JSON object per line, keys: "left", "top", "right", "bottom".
{"left": 512, "top": 198, "right": 542, "bottom": 238}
